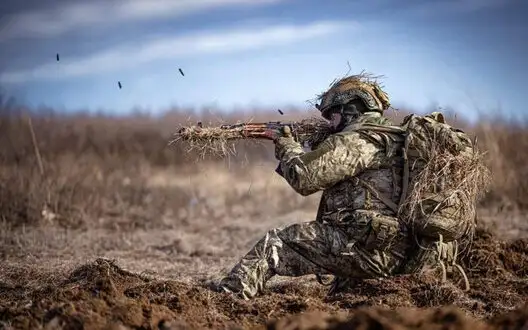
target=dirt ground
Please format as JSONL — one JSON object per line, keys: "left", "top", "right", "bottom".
{"left": 0, "top": 163, "right": 527, "bottom": 330}
{"left": 1, "top": 112, "right": 527, "bottom": 329}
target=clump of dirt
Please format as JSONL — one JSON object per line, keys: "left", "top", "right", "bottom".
{"left": 463, "top": 226, "right": 528, "bottom": 278}
{"left": 0, "top": 258, "right": 325, "bottom": 329}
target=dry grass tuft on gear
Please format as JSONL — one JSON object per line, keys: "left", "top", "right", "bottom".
{"left": 327, "top": 70, "right": 385, "bottom": 88}
{"left": 398, "top": 114, "right": 492, "bottom": 245}
{"left": 171, "top": 116, "right": 332, "bottom": 158}
{"left": 171, "top": 124, "right": 240, "bottom": 158}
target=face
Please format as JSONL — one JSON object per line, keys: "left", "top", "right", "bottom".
{"left": 329, "top": 112, "right": 342, "bottom": 130}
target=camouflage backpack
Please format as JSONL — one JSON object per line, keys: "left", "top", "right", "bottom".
{"left": 397, "top": 112, "right": 487, "bottom": 241}
{"left": 357, "top": 112, "right": 489, "bottom": 288}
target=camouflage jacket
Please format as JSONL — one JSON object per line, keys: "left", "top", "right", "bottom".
{"left": 275, "top": 112, "right": 405, "bottom": 225}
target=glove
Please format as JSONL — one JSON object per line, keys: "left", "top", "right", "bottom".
{"left": 274, "top": 125, "right": 298, "bottom": 160}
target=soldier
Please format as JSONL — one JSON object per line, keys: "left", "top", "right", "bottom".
{"left": 213, "top": 74, "right": 471, "bottom": 299}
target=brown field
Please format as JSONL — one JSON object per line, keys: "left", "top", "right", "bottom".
{"left": 0, "top": 105, "right": 527, "bottom": 330}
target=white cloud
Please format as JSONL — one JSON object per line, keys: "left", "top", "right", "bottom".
{"left": 0, "top": 21, "right": 355, "bottom": 84}
{"left": 0, "top": 0, "right": 283, "bottom": 41}
{"left": 405, "top": 0, "right": 509, "bottom": 17}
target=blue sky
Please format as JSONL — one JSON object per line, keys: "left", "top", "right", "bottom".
{"left": 0, "top": 0, "right": 526, "bottom": 121}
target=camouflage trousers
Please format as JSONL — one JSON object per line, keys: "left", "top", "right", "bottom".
{"left": 218, "top": 220, "right": 410, "bottom": 299}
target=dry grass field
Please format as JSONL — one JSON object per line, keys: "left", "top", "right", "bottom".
{"left": 0, "top": 105, "right": 527, "bottom": 329}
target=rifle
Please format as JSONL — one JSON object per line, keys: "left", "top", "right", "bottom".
{"left": 173, "top": 118, "right": 331, "bottom": 153}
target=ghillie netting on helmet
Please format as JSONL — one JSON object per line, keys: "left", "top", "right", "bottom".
{"left": 313, "top": 71, "right": 392, "bottom": 115}
{"left": 170, "top": 116, "right": 332, "bottom": 159}
{"left": 396, "top": 113, "right": 492, "bottom": 247}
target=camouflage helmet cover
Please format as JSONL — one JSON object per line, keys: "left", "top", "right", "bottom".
{"left": 316, "top": 73, "right": 391, "bottom": 119}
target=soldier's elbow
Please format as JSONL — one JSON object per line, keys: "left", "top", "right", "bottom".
{"left": 291, "top": 184, "right": 318, "bottom": 196}
{"left": 284, "top": 168, "right": 320, "bottom": 196}
{"left": 296, "top": 190, "right": 315, "bottom": 197}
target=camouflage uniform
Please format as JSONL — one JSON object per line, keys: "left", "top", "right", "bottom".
{"left": 218, "top": 103, "right": 419, "bottom": 298}
{"left": 216, "top": 74, "right": 475, "bottom": 299}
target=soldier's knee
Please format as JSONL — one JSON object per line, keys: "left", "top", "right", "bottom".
{"left": 276, "top": 221, "right": 320, "bottom": 242}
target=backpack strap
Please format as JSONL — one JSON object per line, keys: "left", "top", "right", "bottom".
{"left": 353, "top": 123, "right": 409, "bottom": 215}
{"left": 434, "top": 234, "right": 470, "bottom": 291}
{"left": 352, "top": 177, "right": 398, "bottom": 214}
{"left": 398, "top": 134, "right": 410, "bottom": 210}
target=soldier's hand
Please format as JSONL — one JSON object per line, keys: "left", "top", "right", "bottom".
{"left": 272, "top": 125, "right": 293, "bottom": 141}
{"left": 274, "top": 126, "right": 299, "bottom": 160}
{"left": 281, "top": 125, "right": 292, "bottom": 138}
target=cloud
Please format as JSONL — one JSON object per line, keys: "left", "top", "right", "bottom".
{"left": 404, "top": 0, "right": 509, "bottom": 17}
{"left": 0, "top": 0, "right": 282, "bottom": 41}
{"left": 0, "top": 21, "right": 355, "bottom": 84}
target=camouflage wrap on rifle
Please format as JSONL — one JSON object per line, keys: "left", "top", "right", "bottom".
{"left": 175, "top": 119, "right": 331, "bottom": 150}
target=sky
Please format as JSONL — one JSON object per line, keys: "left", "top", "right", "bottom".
{"left": 0, "top": 0, "right": 526, "bottom": 121}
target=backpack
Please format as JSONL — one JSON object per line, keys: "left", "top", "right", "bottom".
{"left": 398, "top": 112, "right": 488, "bottom": 242}
{"left": 356, "top": 112, "right": 489, "bottom": 289}
{"left": 358, "top": 112, "right": 487, "bottom": 243}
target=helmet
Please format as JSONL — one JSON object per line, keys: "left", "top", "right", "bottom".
{"left": 316, "top": 74, "right": 391, "bottom": 120}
